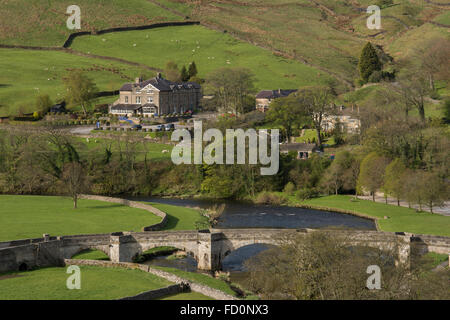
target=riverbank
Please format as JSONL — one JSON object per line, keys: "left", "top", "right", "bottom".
{"left": 255, "top": 193, "right": 450, "bottom": 237}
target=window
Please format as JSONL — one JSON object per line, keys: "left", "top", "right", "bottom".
{"left": 124, "top": 96, "right": 128, "bottom": 103}
{"left": 136, "top": 96, "right": 141, "bottom": 104}
{"left": 147, "top": 97, "right": 153, "bottom": 103}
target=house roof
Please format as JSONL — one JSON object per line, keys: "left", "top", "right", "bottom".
{"left": 110, "top": 104, "right": 142, "bottom": 111}
{"left": 120, "top": 74, "right": 201, "bottom": 92}
{"left": 280, "top": 143, "right": 317, "bottom": 152}
{"left": 256, "top": 89, "right": 297, "bottom": 99}
{"left": 50, "top": 102, "right": 66, "bottom": 112}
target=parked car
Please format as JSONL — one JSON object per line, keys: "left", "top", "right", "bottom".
{"left": 164, "top": 123, "right": 175, "bottom": 131}
{"left": 132, "top": 124, "right": 142, "bottom": 130}
{"left": 155, "top": 124, "right": 164, "bottom": 131}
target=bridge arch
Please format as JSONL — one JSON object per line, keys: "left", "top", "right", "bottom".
{"left": 62, "top": 244, "right": 111, "bottom": 260}
{"left": 69, "top": 247, "right": 111, "bottom": 260}
{"left": 221, "top": 243, "right": 278, "bottom": 272}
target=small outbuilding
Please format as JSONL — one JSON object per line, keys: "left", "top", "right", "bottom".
{"left": 49, "top": 101, "right": 66, "bottom": 113}
{"left": 280, "top": 143, "right": 319, "bottom": 160}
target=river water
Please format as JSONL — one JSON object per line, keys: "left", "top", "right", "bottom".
{"left": 133, "top": 197, "right": 376, "bottom": 230}
{"left": 133, "top": 196, "right": 376, "bottom": 279}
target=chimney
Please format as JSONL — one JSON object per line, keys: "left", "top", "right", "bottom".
{"left": 278, "top": 88, "right": 281, "bottom": 94}
{"left": 135, "top": 77, "right": 141, "bottom": 84}
{"left": 157, "top": 72, "right": 162, "bottom": 79}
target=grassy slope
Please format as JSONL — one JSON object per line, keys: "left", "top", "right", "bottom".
{"left": 0, "top": 0, "right": 181, "bottom": 46}
{"left": 152, "top": 265, "right": 237, "bottom": 297}
{"left": 158, "top": 291, "right": 214, "bottom": 300}
{"left": 155, "top": 0, "right": 447, "bottom": 82}
{"left": 0, "top": 195, "right": 162, "bottom": 241}
{"left": 0, "top": 48, "right": 144, "bottom": 117}
{"left": 73, "top": 136, "right": 174, "bottom": 161}
{"left": 0, "top": 266, "right": 172, "bottom": 300}
{"left": 152, "top": 202, "right": 206, "bottom": 230}
{"left": 285, "top": 194, "right": 450, "bottom": 237}
{"left": 70, "top": 25, "right": 332, "bottom": 91}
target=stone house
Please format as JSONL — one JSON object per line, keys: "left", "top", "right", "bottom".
{"left": 255, "top": 89, "right": 297, "bottom": 112}
{"left": 109, "top": 73, "right": 202, "bottom": 116}
{"left": 322, "top": 105, "right": 361, "bottom": 134}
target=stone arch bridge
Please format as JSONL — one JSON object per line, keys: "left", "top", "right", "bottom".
{"left": 1, "top": 228, "right": 449, "bottom": 273}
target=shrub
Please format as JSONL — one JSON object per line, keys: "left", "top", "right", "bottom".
{"left": 354, "top": 78, "right": 365, "bottom": 87}
{"left": 430, "top": 91, "right": 441, "bottom": 100}
{"left": 283, "top": 182, "right": 296, "bottom": 195}
{"left": 255, "top": 192, "right": 287, "bottom": 206}
{"left": 368, "top": 70, "right": 382, "bottom": 83}
{"left": 296, "top": 188, "right": 319, "bottom": 201}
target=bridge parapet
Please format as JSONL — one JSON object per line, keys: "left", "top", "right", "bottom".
{"left": 1, "top": 229, "right": 449, "bottom": 273}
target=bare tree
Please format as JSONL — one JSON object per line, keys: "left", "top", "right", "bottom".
{"left": 206, "top": 67, "right": 256, "bottom": 115}
{"left": 296, "top": 86, "right": 336, "bottom": 147}
{"left": 63, "top": 70, "right": 98, "bottom": 116}
{"left": 244, "top": 231, "right": 424, "bottom": 300}
{"left": 61, "top": 162, "right": 88, "bottom": 209}
{"left": 412, "top": 37, "right": 450, "bottom": 91}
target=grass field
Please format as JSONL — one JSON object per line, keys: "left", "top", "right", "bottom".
{"left": 0, "top": 0, "right": 181, "bottom": 47}
{"left": 70, "top": 25, "right": 332, "bottom": 91}
{"left": 0, "top": 195, "right": 162, "bottom": 241}
{"left": 0, "top": 48, "right": 143, "bottom": 117}
{"left": 284, "top": 194, "right": 450, "bottom": 237}
{"left": 71, "top": 249, "right": 110, "bottom": 260}
{"left": 0, "top": 266, "right": 172, "bottom": 300}
{"left": 74, "top": 136, "right": 174, "bottom": 161}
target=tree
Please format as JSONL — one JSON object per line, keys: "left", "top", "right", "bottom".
{"left": 180, "top": 65, "right": 190, "bottom": 82}
{"left": 420, "top": 171, "right": 448, "bottom": 214}
{"left": 397, "top": 70, "right": 430, "bottom": 122}
{"left": 35, "top": 94, "right": 53, "bottom": 114}
{"left": 296, "top": 86, "right": 336, "bottom": 147}
{"left": 164, "top": 61, "right": 181, "bottom": 82}
{"left": 266, "top": 95, "right": 305, "bottom": 143}
{"left": 206, "top": 67, "right": 256, "bottom": 115}
{"left": 63, "top": 70, "right": 98, "bottom": 116}
{"left": 61, "top": 161, "right": 88, "bottom": 209}
{"left": 245, "top": 231, "right": 421, "bottom": 300}
{"left": 357, "top": 152, "right": 389, "bottom": 201}
{"left": 413, "top": 38, "right": 450, "bottom": 91}
{"left": 383, "top": 158, "right": 406, "bottom": 206}
{"left": 358, "top": 42, "right": 382, "bottom": 83}
{"left": 188, "top": 61, "right": 198, "bottom": 79}
{"left": 321, "top": 151, "right": 357, "bottom": 195}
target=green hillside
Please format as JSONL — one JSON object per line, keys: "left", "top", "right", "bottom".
{"left": 0, "top": 48, "right": 143, "bottom": 116}
{"left": 151, "top": 0, "right": 448, "bottom": 82}
{"left": 0, "top": 0, "right": 448, "bottom": 116}
{"left": 70, "top": 25, "right": 332, "bottom": 91}
{"left": 0, "top": 0, "right": 181, "bottom": 46}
